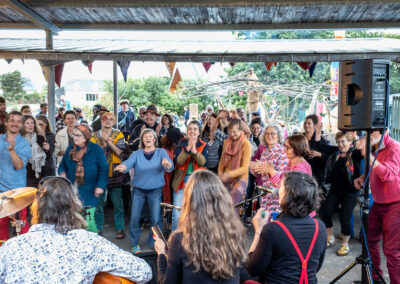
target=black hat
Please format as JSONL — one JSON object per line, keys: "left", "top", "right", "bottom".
{"left": 167, "top": 127, "right": 182, "bottom": 144}
{"left": 144, "top": 104, "right": 160, "bottom": 116}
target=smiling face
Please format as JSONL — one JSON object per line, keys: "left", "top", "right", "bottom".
{"left": 228, "top": 125, "right": 243, "bottom": 141}
{"left": 264, "top": 126, "right": 278, "bottom": 147}
{"left": 283, "top": 140, "right": 295, "bottom": 160}
{"left": 72, "top": 128, "right": 86, "bottom": 147}
{"left": 162, "top": 115, "right": 170, "bottom": 126}
{"left": 37, "top": 119, "right": 47, "bottom": 133}
{"left": 187, "top": 123, "right": 200, "bottom": 140}
{"left": 336, "top": 136, "right": 351, "bottom": 153}
{"left": 23, "top": 117, "right": 35, "bottom": 135}
{"left": 142, "top": 131, "right": 156, "bottom": 148}
{"left": 251, "top": 123, "right": 262, "bottom": 138}
{"left": 303, "top": 118, "right": 315, "bottom": 134}
{"left": 207, "top": 116, "right": 216, "bottom": 128}
{"left": 6, "top": 114, "right": 23, "bottom": 134}
{"left": 145, "top": 112, "right": 157, "bottom": 127}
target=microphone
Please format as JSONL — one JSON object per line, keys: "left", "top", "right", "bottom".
{"left": 256, "top": 186, "right": 279, "bottom": 196}
{"left": 160, "top": 202, "right": 182, "bottom": 211}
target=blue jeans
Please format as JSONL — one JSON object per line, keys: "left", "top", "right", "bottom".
{"left": 129, "top": 187, "right": 162, "bottom": 248}
{"left": 171, "top": 175, "right": 190, "bottom": 231}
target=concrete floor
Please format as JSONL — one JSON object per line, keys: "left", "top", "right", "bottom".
{"left": 101, "top": 205, "right": 390, "bottom": 284}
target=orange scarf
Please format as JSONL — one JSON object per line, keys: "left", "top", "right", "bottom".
{"left": 221, "top": 134, "right": 245, "bottom": 171}
{"left": 70, "top": 145, "right": 88, "bottom": 185}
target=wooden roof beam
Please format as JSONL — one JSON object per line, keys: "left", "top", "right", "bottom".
{"left": 0, "top": 21, "right": 400, "bottom": 31}
{"left": 3, "top": 0, "right": 60, "bottom": 34}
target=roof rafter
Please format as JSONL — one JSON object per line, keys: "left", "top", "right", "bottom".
{"left": 2, "top": 0, "right": 60, "bottom": 34}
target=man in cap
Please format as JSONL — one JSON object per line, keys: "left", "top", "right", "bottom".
{"left": 128, "top": 104, "right": 162, "bottom": 151}
{"left": 118, "top": 99, "right": 136, "bottom": 140}
{"left": 91, "top": 106, "right": 109, "bottom": 132}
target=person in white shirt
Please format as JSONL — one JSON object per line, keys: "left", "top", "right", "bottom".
{"left": 0, "top": 176, "right": 152, "bottom": 284}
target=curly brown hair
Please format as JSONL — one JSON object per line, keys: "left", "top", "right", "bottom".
{"left": 176, "top": 170, "right": 247, "bottom": 280}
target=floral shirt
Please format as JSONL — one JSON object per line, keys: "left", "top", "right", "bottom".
{"left": 0, "top": 224, "right": 152, "bottom": 284}
{"left": 252, "top": 144, "right": 288, "bottom": 210}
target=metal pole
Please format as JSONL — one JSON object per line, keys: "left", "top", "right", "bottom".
{"left": 113, "top": 60, "right": 118, "bottom": 127}
{"left": 45, "top": 30, "right": 56, "bottom": 132}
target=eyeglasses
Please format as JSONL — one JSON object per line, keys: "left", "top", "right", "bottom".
{"left": 265, "top": 132, "right": 278, "bottom": 137}
{"left": 283, "top": 144, "right": 293, "bottom": 150}
{"left": 72, "top": 134, "right": 84, "bottom": 138}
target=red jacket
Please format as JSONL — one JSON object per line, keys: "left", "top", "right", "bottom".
{"left": 370, "top": 134, "right": 400, "bottom": 204}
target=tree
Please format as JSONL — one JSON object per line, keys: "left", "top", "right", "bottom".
{"left": 102, "top": 77, "right": 216, "bottom": 116}
{"left": 0, "top": 71, "right": 26, "bottom": 102}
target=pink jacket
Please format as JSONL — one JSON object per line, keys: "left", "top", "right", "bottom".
{"left": 370, "top": 134, "right": 400, "bottom": 204}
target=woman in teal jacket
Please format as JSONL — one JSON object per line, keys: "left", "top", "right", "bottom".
{"left": 58, "top": 124, "right": 109, "bottom": 233}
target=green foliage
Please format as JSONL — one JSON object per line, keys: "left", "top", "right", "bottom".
{"left": 103, "top": 77, "right": 217, "bottom": 116}
{"left": 0, "top": 71, "right": 26, "bottom": 102}
{"left": 24, "top": 92, "right": 42, "bottom": 104}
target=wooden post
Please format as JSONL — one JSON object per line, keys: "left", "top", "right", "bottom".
{"left": 45, "top": 30, "right": 56, "bottom": 132}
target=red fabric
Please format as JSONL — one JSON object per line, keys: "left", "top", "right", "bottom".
{"left": 368, "top": 201, "right": 400, "bottom": 283}
{"left": 274, "top": 219, "right": 319, "bottom": 284}
{"left": 162, "top": 148, "right": 174, "bottom": 203}
{"left": 370, "top": 134, "right": 400, "bottom": 204}
{"left": 0, "top": 208, "right": 29, "bottom": 241}
{"left": 243, "top": 281, "right": 262, "bottom": 284}
{"left": 202, "top": 62, "right": 212, "bottom": 72}
{"left": 264, "top": 62, "right": 277, "bottom": 71}
{"left": 55, "top": 63, "right": 64, "bottom": 88}
{"left": 175, "top": 139, "right": 207, "bottom": 190}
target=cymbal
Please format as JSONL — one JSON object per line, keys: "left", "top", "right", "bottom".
{"left": 0, "top": 187, "right": 37, "bottom": 218}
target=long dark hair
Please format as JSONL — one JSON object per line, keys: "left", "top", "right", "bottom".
{"left": 36, "top": 115, "right": 53, "bottom": 134}
{"left": 178, "top": 170, "right": 247, "bottom": 280}
{"left": 31, "top": 177, "right": 87, "bottom": 234}
{"left": 201, "top": 112, "right": 217, "bottom": 139}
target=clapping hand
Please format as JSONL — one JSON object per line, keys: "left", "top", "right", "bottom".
{"left": 161, "top": 158, "right": 172, "bottom": 170}
{"left": 42, "top": 141, "right": 50, "bottom": 151}
{"left": 7, "top": 139, "right": 16, "bottom": 151}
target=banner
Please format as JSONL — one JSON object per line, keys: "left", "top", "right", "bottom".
{"left": 117, "top": 60, "right": 131, "bottom": 82}
{"left": 202, "top": 62, "right": 214, "bottom": 72}
{"left": 169, "top": 68, "right": 182, "bottom": 93}
{"left": 55, "top": 64, "right": 64, "bottom": 88}
{"left": 165, "top": 62, "right": 176, "bottom": 77}
{"left": 264, "top": 62, "right": 277, "bottom": 71}
{"left": 330, "top": 62, "right": 339, "bottom": 102}
{"left": 82, "top": 60, "right": 93, "bottom": 74}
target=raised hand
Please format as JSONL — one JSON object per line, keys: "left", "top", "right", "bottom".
{"left": 114, "top": 164, "right": 127, "bottom": 173}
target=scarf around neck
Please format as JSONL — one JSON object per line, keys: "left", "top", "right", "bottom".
{"left": 25, "top": 132, "right": 46, "bottom": 178}
{"left": 70, "top": 143, "right": 88, "bottom": 185}
{"left": 221, "top": 134, "right": 245, "bottom": 170}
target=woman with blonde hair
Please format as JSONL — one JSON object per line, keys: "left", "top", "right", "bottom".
{"left": 154, "top": 170, "right": 247, "bottom": 283}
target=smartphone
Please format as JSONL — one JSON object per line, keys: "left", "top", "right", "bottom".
{"left": 152, "top": 225, "right": 168, "bottom": 251}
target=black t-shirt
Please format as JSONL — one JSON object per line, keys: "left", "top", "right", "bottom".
{"left": 246, "top": 215, "right": 327, "bottom": 284}
{"left": 157, "top": 232, "right": 241, "bottom": 284}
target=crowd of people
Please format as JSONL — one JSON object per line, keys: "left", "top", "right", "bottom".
{"left": 0, "top": 94, "right": 399, "bottom": 284}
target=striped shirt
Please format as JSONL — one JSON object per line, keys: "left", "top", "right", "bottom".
{"left": 270, "top": 160, "right": 312, "bottom": 188}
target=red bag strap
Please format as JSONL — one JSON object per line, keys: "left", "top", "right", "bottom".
{"left": 274, "top": 219, "right": 319, "bottom": 284}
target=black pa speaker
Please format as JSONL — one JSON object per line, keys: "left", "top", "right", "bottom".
{"left": 338, "top": 59, "right": 390, "bottom": 131}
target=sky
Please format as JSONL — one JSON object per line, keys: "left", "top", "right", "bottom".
{"left": 0, "top": 30, "right": 236, "bottom": 91}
